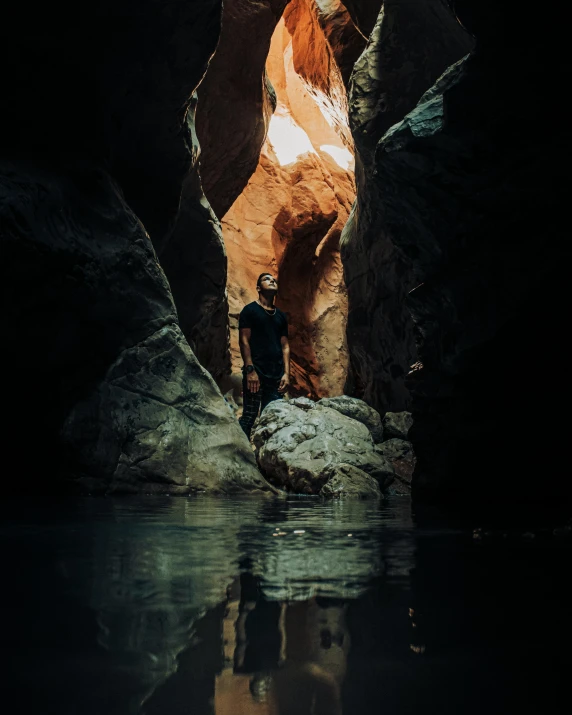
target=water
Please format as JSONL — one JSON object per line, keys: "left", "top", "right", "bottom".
{"left": 2, "top": 496, "right": 570, "bottom": 714}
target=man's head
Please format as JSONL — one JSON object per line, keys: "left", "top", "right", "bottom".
{"left": 257, "top": 273, "right": 278, "bottom": 295}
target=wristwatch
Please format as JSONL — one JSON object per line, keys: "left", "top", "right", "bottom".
{"left": 245, "top": 365, "right": 255, "bottom": 374}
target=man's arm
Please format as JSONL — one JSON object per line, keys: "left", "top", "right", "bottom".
{"left": 239, "top": 327, "right": 260, "bottom": 393}
{"left": 278, "top": 335, "right": 290, "bottom": 393}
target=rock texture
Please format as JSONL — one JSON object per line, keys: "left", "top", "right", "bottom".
{"left": 320, "top": 463, "right": 382, "bottom": 498}
{"left": 382, "top": 411, "right": 413, "bottom": 440}
{"left": 252, "top": 400, "right": 394, "bottom": 493}
{"left": 196, "top": 0, "right": 290, "bottom": 220}
{"left": 376, "top": 438, "right": 415, "bottom": 490}
{"left": 348, "top": 1, "right": 571, "bottom": 501}
{"left": 318, "top": 395, "right": 383, "bottom": 442}
{"left": 223, "top": 7, "right": 356, "bottom": 398}
{"left": 342, "top": 0, "right": 473, "bottom": 412}
{"left": 1, "top": 160, "right": 270, "bottom": 494}
{"left": 0, "top": 2, "right": 273, "bottom": 493}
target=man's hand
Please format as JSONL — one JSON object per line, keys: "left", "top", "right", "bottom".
{"left": 278, "top": 373, "right": 289, "bottom": 394}
{"left": 246, "top": 370, "right": 260, "bottom": 393}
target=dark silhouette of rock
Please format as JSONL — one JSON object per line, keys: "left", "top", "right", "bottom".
{"left": 382, "top": 411, "right": 413, "bottom": 440}
{"left": 342, "top": 0, "right": 473, "bottom": 412}
{"left": 1, "top": 159, "right": 270, "bottom": 494}
{"left": 0, "top": 2, "right": 273, "bottom": 493}
{"left": 376, "top": 438, "right": 415, "bottom": 489}
{"left": 350, "top": 1, "right": 571, "bottom": 501}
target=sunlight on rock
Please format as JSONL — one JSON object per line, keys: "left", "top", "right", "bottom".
{"left": 320, "top": 144, "right": 354, "bottom": 170}
{"left": 267, "top": 111, "right": 317, "bottom": 166}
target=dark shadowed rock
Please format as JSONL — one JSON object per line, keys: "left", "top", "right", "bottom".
{"left": 1, "top": 159, "right": 271, "bottom": 494}
{"left": 318, "top": 395, "right": 383, "bottom": 442}
{"left": 376, "top": 438, "right": 415, "bottom": 489}
{"left": 252, "top": 400, "right": 394, "bottom": 493}
{"left": 342, "top": 0, "right": 473, "bottom": 414}
{"left": 320, "top": 463, "right": 382, "bottom": 498}
{"left": 382, "top": 411, "right": 413, "bottom": 440}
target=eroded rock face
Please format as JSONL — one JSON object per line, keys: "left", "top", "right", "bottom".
{"left": 376, "top": 438, "right": 415, "bottom": 491}
{"left": 354, "top": 2, "right": 571, "bottom": 501}
{"left": 0, "top": 2, "right": 281, "bottom": 492}
{"left": 342, "top": 0, "right": 473, "bottom": 412}
{"left": 382, "top": 411, "right": 413, "bottom": 441}
{"left": 1, "top": 160, "right": 270, "bottom": 494}
{"left": 318, "top": 395, "right": 383, "bottom": 443}
{"left": 320, "top": 463, "right": 382, "bottom": 498}
{"left": 252, "top": 400, "right": 394, "bottom": 493}
{"left": 196, "top": 0, "right": 290, "bottom": 220}
{"left": 224, "top": 7, "right": 355, "bottom": 398}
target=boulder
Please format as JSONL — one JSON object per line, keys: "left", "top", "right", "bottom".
{"left": 1, "top": 159, "right": 271, "bottom": 495}
{"left": 382, "top": 411, "right": 413, "bottom": 440}
{"left": 252, "top": 400, "right": 394, "bottom": 494}
{"left": 289, "top": 396, "right": 317, "bottom": 411}
{"left": 376, "top": 438, "right": 416, "bottom": 489}
{"left": 319, "top": 463, "right": 382, "bottom": 499}
{"left": 318, "top": 395, "right": 383, "bottom": 443}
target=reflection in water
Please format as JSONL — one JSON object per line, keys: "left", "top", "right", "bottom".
{"left": 2, "top": 497, "right": 570, "bottom": 714}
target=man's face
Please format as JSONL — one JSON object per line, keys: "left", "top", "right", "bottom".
{"left": 259, "top": 274, "right": 278, "bottom": 292}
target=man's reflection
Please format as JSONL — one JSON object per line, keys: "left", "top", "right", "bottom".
{"left": 224, "top": 575, "right": 344, "bottom": 715}
{"left": 268, "top": 600, "right": 343, "bottom": 715}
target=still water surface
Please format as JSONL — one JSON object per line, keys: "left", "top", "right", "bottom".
{"left": 3, "top": 496, "right": 570, "bottom": 714}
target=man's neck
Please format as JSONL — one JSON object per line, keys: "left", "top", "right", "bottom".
{"left": 258, "top": 292, "right": 276, "bottom": 309}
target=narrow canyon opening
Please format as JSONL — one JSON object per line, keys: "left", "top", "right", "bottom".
{"left": 221, "top": 10, "right": 357, "bottom": 399}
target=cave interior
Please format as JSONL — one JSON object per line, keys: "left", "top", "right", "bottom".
{"left": 1, "top": 0, "right": 570, "bottom": 504}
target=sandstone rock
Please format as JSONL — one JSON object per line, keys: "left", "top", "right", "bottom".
{"left": 158, "top": 94, "right": 230, "bottom": 381}
{"left": 376, "top": 438, "right": 415, "bottom": 488}
{"left": 319, "top": 463, "right": 382, "bottom": 498}
{"left": 223, "top": 12, "right": 355, "bottom": 398}
{"left": 196, "top": 0, "right": 289, "bottom": 220}
{"left": 1, "top": 159, "right": 271, "bottom": 495}
{"left": 362, "top": 2, "right": 571, "bottom": 502}
{"left": 382, "top": 411, "right": 413, "bottom": 440}
{"left": 342, "top": 0, "right": 473, "bottom": 414}
{"left": 252, "top": 400, "right": 394, "bottom": 493}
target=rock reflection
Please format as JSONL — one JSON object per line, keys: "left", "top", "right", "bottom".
{"left": 4, "top": 496, "right": 414, "bottom": 715}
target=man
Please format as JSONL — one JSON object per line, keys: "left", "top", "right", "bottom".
{"left": 238, "top": 273, "right": 290, "bottom": 439}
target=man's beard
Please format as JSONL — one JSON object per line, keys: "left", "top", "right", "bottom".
{"left": 260, "top": 287, "right": 277, "bottom": 299}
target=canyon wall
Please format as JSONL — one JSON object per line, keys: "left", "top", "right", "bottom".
{"left": 199, "top": 0, "right": 359, "bottom": 398}
{"left": 343, "top": 0, "right": 473, "bottom": 411}
{"left": 346, "top": 0, "right": 571, "bottom": 501}
{"left": 1, "top": 2, "right": 270, "bottom": 493}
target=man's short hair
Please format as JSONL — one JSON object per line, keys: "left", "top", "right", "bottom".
{"left": 256, "top": 273, "right": 273, "bottom": 288}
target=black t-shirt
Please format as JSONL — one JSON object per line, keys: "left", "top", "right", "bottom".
{"left": 238, "top": 301, "right": 288, "bottom": 379}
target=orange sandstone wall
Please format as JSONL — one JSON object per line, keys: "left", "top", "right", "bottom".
{"left": 224, "top": 9, "right": 355, "bottom": 398}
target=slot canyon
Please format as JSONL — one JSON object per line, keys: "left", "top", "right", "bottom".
{"left": 2, "top": 2, "right": 570, "bottom": 712}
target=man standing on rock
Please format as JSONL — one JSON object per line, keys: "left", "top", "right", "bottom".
{"left": 238, "top": 273, "right": 290, "bottom": 439}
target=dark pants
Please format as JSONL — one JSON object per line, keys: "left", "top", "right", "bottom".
{"left": 239, "top": 374, "right": 282, "bottom": 439}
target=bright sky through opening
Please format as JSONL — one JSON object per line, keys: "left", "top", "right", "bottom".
{"left": 267, "top": 113, "right": 317, "bottom": 166}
